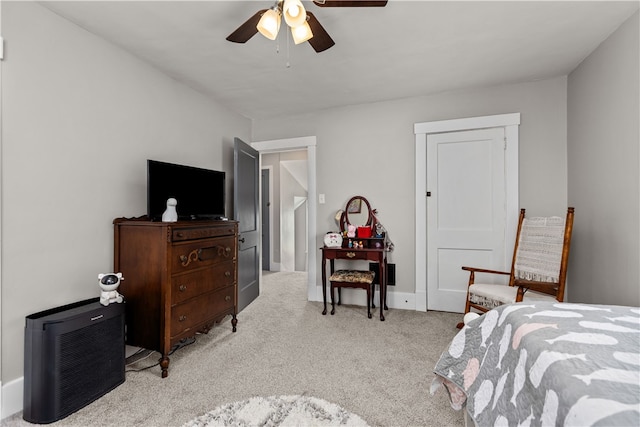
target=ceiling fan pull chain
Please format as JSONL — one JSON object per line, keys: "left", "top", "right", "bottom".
{"left": 286, "top": 25, "right": 291, "bottom": 68}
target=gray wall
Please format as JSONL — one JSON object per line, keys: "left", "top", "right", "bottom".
{"left": 567, "top": 12, "right": 640, "bottom": 305}
{"left": 262, "top": 153, "right": 283, "bottom": 265}
{"left": 1, "top": 2, "right": 250, "bottom": 383}
{"left": 294, "top": 199, "right": 308, "bottom": 272}
{"left": 2, "top": 0, "right": 639, "bottom": 405}
{"left": 253, "top": 77, "right": 570, "bottom": 298}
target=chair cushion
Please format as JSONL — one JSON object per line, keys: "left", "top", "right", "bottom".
{"left": 329, "top": 270, "right": 375, "bottom": 284}
{"left": 469, "top": 283, "right": 556, "bottom": 310}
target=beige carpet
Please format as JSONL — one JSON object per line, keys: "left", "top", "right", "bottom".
{"left": 4, "top": 271, "right": 464, "bottom": 427}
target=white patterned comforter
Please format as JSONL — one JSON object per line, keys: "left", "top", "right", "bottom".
{"left": 431, "top": 302, "right": 640, "bottom": 426}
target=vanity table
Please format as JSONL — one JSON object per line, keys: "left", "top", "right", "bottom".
{"left": 321, "top": 196, "right": 389, "bottom": 321}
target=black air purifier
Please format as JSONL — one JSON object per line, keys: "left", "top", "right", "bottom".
{"left": 23, "top": 298, "right": 125, "bottom": 424}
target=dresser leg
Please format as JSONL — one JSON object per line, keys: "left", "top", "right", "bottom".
{"left": 160, "top": 356, "right": 170, "bottom": 378}
{"left": 231, "top": 314, "right": 238, "bottom": 332}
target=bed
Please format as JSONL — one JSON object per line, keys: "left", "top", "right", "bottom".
{"left": 431, "top": 302, "right": 640, "bottom": 426}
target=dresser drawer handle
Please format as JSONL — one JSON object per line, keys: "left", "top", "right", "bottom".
{"left": 179, "top": 285, "right": 187, "bottom": 292}
{"left": 225, "top": 295, "right": 231, "bottom": 301}
{"left": 225, "top": 271, "right": 231, "bottom": 277}
{"left": 180, "top": 245, "right": 233, "bottom": 267}
{"left": 346, "top": 252, "right": 356, "bottom": 258}
{"left": 180, "top": 249, "right": 201, "bottom": 267}
{"left": 179, "top": 315, "right": 187, "bottom": 322}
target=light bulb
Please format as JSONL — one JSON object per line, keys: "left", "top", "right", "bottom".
{"left": 291, "top": 21, "right": 313, "bottom": 44}
{"left": 283, "top": 0, "right": 306, "bottom": 27}
{"left": 257, "top": 9, "right": 281, "bottom": 40}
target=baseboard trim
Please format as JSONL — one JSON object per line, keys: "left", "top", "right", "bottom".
{"left": 2, "top": 376, "right": 23, "bottom": 420}
{"left": 312, "top": 285, "right": 416, "bottom": 311}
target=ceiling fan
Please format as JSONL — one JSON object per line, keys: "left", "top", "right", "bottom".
{"left": 226, "top": 0, "right": 388, "bottom": 53}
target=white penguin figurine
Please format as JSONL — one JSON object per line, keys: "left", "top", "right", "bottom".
{"left": 162, "top": 198, "right": 178, "bottom": 222}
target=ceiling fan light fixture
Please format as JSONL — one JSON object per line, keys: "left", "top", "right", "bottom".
{"left": 283, "top": 0, "right": 307, "bottom": 27}
{"left": 291, "top": 21, "right": 313, "bottom": 44}
{"left": 257, "top": 8, "right": 281, "bottom": 40}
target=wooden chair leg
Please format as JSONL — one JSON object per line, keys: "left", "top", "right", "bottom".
{"left": 366, "top": 286, "right": 372, "bottom": 319}
{"left": 371, "top": 284, "right": 376, "bottom": 309}
{"left": 456, "top": 295, "right": 470, "bottom": 328}
{"left": 456, "top": 282, "right": 475, "bottom": 329}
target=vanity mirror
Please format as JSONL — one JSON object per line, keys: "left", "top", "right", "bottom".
{"left": 339, "top": 196, "right": 376, "bottom": 233}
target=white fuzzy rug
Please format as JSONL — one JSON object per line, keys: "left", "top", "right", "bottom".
{"left": 182, "top": 395, "right": 370, "bottom": 427}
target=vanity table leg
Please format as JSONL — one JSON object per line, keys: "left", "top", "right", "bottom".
{"left": 330, "top": 260, "right": 342, "bottom": 305}
{"left": 379, "top": 259, "right": 386, "bottom": 321}
{"left": 383, "top": 257, "right": 389, "bottom": 311}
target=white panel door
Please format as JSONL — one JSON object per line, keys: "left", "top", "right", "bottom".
{"left": 427, "top": 127, "right": 507, "bottom": 312}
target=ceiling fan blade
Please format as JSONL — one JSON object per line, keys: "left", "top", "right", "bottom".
{"left": 313, "top": 1, "right": 387, "bottom": 7}
{"left": 226, "top": 9, "right": 266, "bottom": 43}
{"left": 306, "top": 12, "right": 335, "bottom": 53}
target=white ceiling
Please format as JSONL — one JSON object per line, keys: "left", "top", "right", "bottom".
{"left": 40, "top": 1, "right": 639, "bottom": 120}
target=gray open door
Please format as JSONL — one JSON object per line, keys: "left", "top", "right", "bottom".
{"left": 234, "top": 137, "right": 260, "bottom": 312}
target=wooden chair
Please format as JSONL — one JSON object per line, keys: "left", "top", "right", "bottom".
{"left": 457, "top": 207, "right": 575, "bottom": 328}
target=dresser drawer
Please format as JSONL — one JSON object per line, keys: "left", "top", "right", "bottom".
{"left": 171, "top": 225, "right": 236, "bottom": 242}
{"left": 172, "top": 261, "right": 236, "bottom": 305}
{"left": 172, "top": 236, "right": 236, "bottom": 272}
{"left": 170, "top": 286, "right": 235, "bottom": 338}
{"left": 335, "top": 250, "right": 374, "bottom": 261}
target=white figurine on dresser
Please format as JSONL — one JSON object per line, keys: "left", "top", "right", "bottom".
{"left": 162, "top": 198, "right": 178, "bottom": 222}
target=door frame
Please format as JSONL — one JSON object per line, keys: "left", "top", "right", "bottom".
{"left": 261, "top": 166, "right": 273, "bottom": 270}
{"left": 414, "top": 113, "right": 520, "bottom": 312}
{"left": 251, "top": 136, "right": 317, "bottom": 302}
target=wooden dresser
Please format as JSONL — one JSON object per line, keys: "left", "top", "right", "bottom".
{"left": 113, "top": 218, "right": 238, "bottom": 377}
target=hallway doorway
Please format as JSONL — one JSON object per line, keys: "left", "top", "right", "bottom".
{"left": 251, "top": 136, "right": 318, "bottom": 302}
{"left": 261, "top": 150, "right": 308, "bottom": 273}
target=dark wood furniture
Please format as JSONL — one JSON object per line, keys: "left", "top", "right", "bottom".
{"left": 329, "top": 270, "right": 376, "bottom": 318}
{"left": 113, "top": 218, "right": 238, "bottom": 377}
{"left": 321, "top": 245, "right": 388, "bottom": 321}
{"left": 322, "top": 195, "right": 389, "bottom": 321}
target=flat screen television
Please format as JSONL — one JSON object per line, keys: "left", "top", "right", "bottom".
{"left": 147, "top": 159, "right": 226, "bottom": 221}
